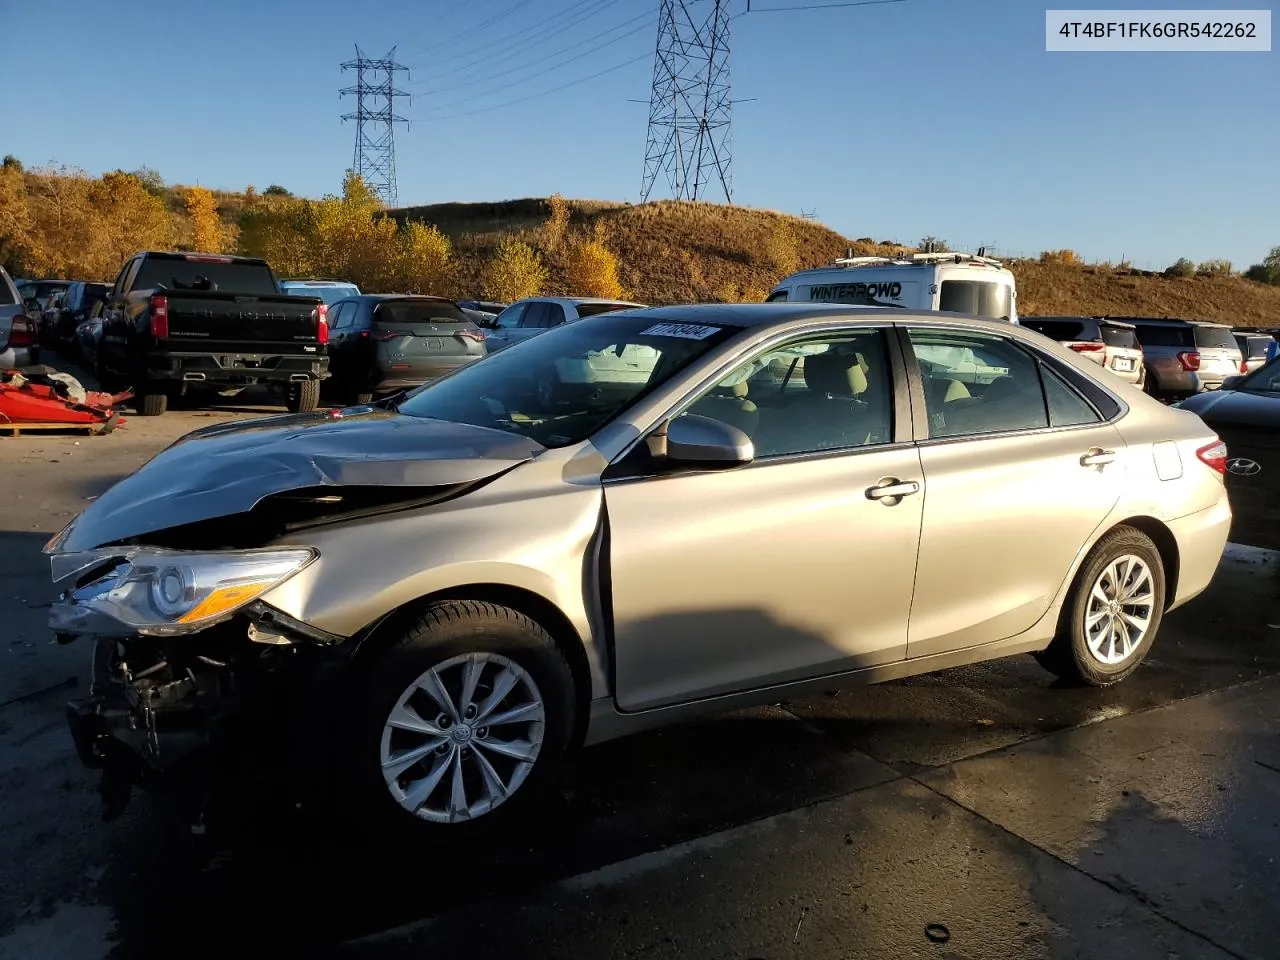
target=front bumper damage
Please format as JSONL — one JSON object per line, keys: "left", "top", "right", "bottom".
{"left": 57, "top": 602, "right": 348, "bottom": 828}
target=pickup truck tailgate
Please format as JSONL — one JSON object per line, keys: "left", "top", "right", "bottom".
{"left": 162, "top": 293, "right": 323, "bottom": 346}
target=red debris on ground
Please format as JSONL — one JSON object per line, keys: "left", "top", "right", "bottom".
{"left": 0, "top": 369, "right": 131, "bottom": 433}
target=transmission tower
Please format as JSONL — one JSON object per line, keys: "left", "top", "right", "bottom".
{"left": 640, "top": 0, "right": 733, "bottom": 204}
{"left": 340, "top": 46, "right": 410, "bottom": 206}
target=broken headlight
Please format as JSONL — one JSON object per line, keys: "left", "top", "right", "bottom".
{"left": 52, "top": 548, "right": 317, "bottom": 637}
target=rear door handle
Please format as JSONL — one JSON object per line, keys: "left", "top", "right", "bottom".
{"left": 1080, "top": 448, "right": 1117, "bottom": 467}
{"left": 866, "top": 479, "right": 921, "bottom": 501}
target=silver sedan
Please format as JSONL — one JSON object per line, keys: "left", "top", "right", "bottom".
{"left": 47, "top": 304, "right": 1231, "bottom": 840}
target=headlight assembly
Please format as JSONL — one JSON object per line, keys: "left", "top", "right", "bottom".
{"left": 52, "top": 548, "right": 317, "bottom": 636}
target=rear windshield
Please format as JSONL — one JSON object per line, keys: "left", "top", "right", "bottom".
{"left": 1022, "top": 318, "right": 1092, "bottom": 341}
{"left": 374, "top": 300, "right": 472, "bottom": 328}
{"left": 1100, "top": 325, "right": 1139, "bottom": 349}
{"left": 1192, "top": 325, "right": 1237, "bottom": 350}
{"left": 938, "top": 280, "right": 1011, "bottom": 320}
{"left": 576, "top": 302, "right": 637, "bottom": 319}
{"left": 1132, "top": 324, "right": 1194, "bottom": 348}
{"left": 284, "top": 283, "right": 360, "bottom": 305}
{"left": 132, "top": 257, "right": 278, "bottom": 296}
{"left": 1242, "top": 336, "right": 1272, "bottom": 358}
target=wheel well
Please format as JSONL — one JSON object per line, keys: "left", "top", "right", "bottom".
{"left": 349, "top": 584, "right": 594, "bottom": 747}
{"left": 1112, "top": 516, "right": 1180, "bottom": 608}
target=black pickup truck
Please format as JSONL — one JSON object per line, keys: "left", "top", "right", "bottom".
{"left": 96, "top": 251, "right": 330, "bottom": 415}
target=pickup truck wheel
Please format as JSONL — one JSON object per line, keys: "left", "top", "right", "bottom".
{"left": 286, "top": 379, "right": 321, "bottom": 413}
{"left": 1035, "top": 526, "right": 1165, "bottom": 686}
{"left": 338, "top": 600, "right": 575, "bottom": 845}
{"left": 136, "top": 391, "right": 168, "bottom": 417}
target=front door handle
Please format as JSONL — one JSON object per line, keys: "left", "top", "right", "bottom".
{"left": 866, "top": 479, "right": 921, "bottom": 501}
{"left": 1080, "top": 448, "right": 1117, "bottom": 467}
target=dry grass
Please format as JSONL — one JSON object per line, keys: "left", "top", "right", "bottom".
{"left": 387, "top": 197, "right": 1280, "bottom": 325}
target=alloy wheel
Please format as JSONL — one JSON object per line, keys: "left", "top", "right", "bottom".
{"left": 1084, "top": 555, "right": 1155, "bottom": 666}
{"left": 379, "top": 652, "right": 546, "bottom": 823}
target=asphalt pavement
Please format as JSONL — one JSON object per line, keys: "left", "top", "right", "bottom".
{"left": 0, "top": 366, "right": 1278, "bottom": 960}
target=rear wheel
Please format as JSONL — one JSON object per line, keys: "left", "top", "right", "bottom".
{"left": 1035, "top": 526, "right": 1165, "bottom": 686}
{"left": 338, "top": 600, "right": 575, "bottom": 844}
{"left": 136, "top": 389, "right": 168, "bottom": 417}
{"left": 286, "top": 379, "right": 321, "bottom": 413}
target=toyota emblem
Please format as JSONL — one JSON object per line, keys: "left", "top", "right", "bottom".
{"left": 1227, "top": 458, "right": 1262, "bottom": 477}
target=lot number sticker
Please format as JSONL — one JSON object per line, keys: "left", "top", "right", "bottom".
{"left": 640, "top": 322, "right": 722, "bottom": 340}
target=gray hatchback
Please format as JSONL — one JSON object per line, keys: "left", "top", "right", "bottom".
{"left": 1110, "top": 317, "right": 1243, "bottom": 400}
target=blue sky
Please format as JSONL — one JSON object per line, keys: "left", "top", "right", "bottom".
{"left": 3, "top": 0, "right": 1276, "bottom": 270}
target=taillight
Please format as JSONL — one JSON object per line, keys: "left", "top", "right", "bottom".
{"left": 456, "top": 329, "right": 486, "bottom": 343}
{"left": 8, "top": 314, "right": 34, "bottom": 347}
{"left": 1177, "top": 350, "right": 1200, "bottom": 372}
{"left": 1196, "top": 440, "right": 1228, "bottom": 474}
{"left": 1068, "top": 341, "right": 1105, "bottom": 354}
{"left": 369, "top": 329, "right": 409, "bottom": 341}
{"left": 150, "top": 295, "right": 169, "bottom": 338}
{"left": 316, "top": 303, "right": 329, "bottom": 345}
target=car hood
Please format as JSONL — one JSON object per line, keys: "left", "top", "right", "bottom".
{"left": 49, "top": 408, "right": 545, "bottom": 552}
{"left": 1179, "top": 389, "right": 1280, "bottom": 428}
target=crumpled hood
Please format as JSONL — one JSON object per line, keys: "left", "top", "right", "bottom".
{"left": 50, "top": 408, "right": 545, "bottom": 552}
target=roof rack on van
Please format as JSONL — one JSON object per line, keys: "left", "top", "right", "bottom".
{"left": 829, "top": 251, "right": 1006, "bottom": 269}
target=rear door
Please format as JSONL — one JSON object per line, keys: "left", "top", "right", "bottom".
{"left": 1193, "top": 325, "right": 1243, "bottom": 386}
{"left": 371, "top": 299, "right": 485, "bottom": 379}
{"left": 903, "top": 325, "right": 1127, "bottom": 658}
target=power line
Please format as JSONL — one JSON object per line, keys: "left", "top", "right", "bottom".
{"left": 413, "top": 53, "right": 651, "bottom": 123}
{"left": 405, "top": 0, "right": 620, "bottom": 77}
{"left": 412, "top": 14, "right": 654, "bottom": 113}
{"left": 398, "top": 0, "right": 534, "bottom": 60}
{"left": 744, "top": 0, "right": 905, "bottom": 12}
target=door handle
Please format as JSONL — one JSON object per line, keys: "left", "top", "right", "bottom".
{"left": 1080, "top": 448, "right": 1117, "bottom": 467}
{"left": 866, "top": 479, "right": 921, "bottom": 501}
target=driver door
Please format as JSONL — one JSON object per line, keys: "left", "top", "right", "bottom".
{"left": 602, "top": 326, "right": 923, "bottom": 712}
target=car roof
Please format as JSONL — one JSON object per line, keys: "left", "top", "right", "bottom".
{"left": 521, "top": 297, "right": 646, "bottom": 306}
{"left": 352, "top": 293, "right": 458, "bottom": 303}
{"left": 613, "top": 302, "right": 1026, "bottom": 334}
{"left": 1105, "top": 315, "right": 1228, "bottom": 328}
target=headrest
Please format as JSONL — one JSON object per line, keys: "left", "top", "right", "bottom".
{"left": 805, "top": 350, "right": 868, "bottom": 397}
{"left": 981, "top": 376, "right": 1022, "bottom": 401}
{"left": 724, "top": 380, "right": 749, "bottom": 399}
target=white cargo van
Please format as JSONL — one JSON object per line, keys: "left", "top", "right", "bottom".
{"left": 767, "top": 251, "right": 1018, "bottom": 323}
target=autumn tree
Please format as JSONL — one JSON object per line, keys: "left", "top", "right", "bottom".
{"left": 392, "top": 221, "right": 452, "bottom": 294}
{"left": 185, "top": 186, "right": 228, "bottom": 253}
{"left": 238, "top": 192, "right": 315, "bottom": 277}
{"left": 0, "top": 162, "right": 34, "bottom": 273}
{"left": 89, "top": 171, "right": 173, "bottom": 275}
{"left": 483, "top": 239, "right": 546, "bottom": 301}
{"left": 565, "top": 226, "right": 625, "bottom": 299}
{"left": 763, "top": 223, "right": 799, "bottom": 277}
{"left": 541, "top": 193, "right": 571, "bottom": 256}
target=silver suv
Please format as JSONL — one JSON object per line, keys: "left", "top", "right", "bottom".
{"left": 0, "top": 267, "right": 39, "bottom": 370}
{"left": 1020, "top": 316, "right": 1145, "bottom": 387}
{"left": 1108, "top": 317, "right": 1242, "bottom": 400}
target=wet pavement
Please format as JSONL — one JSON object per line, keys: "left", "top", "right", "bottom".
{"left": 1, "top": 373, "right": 1278, "bottom": 959}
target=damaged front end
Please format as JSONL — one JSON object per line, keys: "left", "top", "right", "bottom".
{"left": 49, "top": 543, "right": 340, "bottom": 826}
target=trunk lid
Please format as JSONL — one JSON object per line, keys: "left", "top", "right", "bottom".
{"left": 373, "top": 300, "right": 485, "bottom": 365}
{"left": 158, "top": 292, "right": 324, "bottom": 346}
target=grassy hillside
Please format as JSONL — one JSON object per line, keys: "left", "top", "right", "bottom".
{"left": 391, "top": 197, "right": 1280, "bottom": 327}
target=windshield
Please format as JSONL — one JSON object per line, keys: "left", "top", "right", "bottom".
{"left": 396, "top": 314, "right": 741, "bottom": 447}
{"left": 1237, "top": 357, "right": 1280, "bottom": 393}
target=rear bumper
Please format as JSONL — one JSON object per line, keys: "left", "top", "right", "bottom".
{"left": 375, "top": 356, "right": 478, "bottom": 390}
{"left": 146, "top": 351, "right": 329, "bottom": 386}
{"left": 1166, "top": 496, "right": 1232, "bottom": 611}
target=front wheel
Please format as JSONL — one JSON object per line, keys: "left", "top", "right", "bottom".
{"left": 136, "top": 389, "right": 169, "bottom": 417}
{"left": 1035, "top": 526, "right": 1166, "bottom": 686}
{"left": 338, "top": 601, "right": 575, "bottom": 844}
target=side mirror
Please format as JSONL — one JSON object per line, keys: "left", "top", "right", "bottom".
{"left": 666, "top": 414, "right": 754, "bottom": 467}
{"left": 1220, "top": 375, "right": 1245, "bottom": 391}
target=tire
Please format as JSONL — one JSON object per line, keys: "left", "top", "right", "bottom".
{"left": 337, "top": 600, "right": 575, "bottom": 845}
{"left": 1035, "top": 525, "right": 1166, "bottom": 686}
{"left": 286, "top": 379, "right": 321, "bottom": 413}
{"left": 136, "top": 390, "right": 168, "bottom": 417}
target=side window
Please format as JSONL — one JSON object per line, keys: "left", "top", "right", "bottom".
{"left": 329, "top": 302, "right": 351, "bottom": 330}
{"left": 545, "top": 303, "right": 569, "bottom": 327}
{"left": 1041, "top": 364, "right": 1101, "bottom": 427}
{"left": 493, "top": 303, "right": 525, "bottom": 329}
{"left": 908, "top": 329, "right": 1048, "bottom": 438}
{"left": 679, "top": 330, "right": 894, "bottom": 458}
{"left": 766, "top": 290, "right": 789, "bottom": 303}
{"left": 113, "top": 259, "right": 139, "bottom": 297}
{"left": 520, "top": 302, "right": 552, "bottom": 328}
